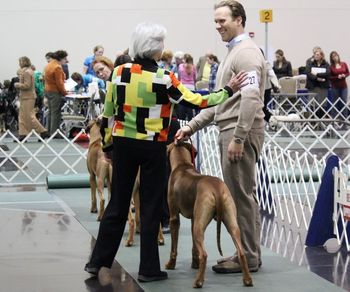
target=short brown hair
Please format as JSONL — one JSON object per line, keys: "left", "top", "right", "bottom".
{"left": 161, "top": 50, "right": 173, "bottom": 62}
{"left": 215, "top": 0, "right": 246, "bottom": 27}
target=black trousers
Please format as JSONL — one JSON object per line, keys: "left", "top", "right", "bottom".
{"left": 89, "top": 137, "right": 166, "bottom": 275}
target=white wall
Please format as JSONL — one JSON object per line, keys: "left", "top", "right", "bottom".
{"left": 1, "top": 0, "right": 350, "bottom": 81}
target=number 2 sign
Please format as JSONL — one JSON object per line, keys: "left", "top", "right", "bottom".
{"left": 260, "top": 10, "right": 273, "bottom": 23}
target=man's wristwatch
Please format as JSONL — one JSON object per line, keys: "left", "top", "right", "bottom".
{"left": 234, "top": 137, "right": 244, "bottom": 144}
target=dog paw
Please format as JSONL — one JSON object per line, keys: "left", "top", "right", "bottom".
{"left": 193, "top": 279, "right": 203, "bottom": 288}
{"left": 90, "top": 209, "right": 97, "bottom": 213}
{"left": 125, "top": 240, "right": 134, "bottom": 247}
{"left": 243, "top": 277, "right": 253, "bottom": 287}
{"left": 165, "top": 261, "right": 176, "bottom": 270}
{"left": 158, "top": 239, "right": 165, "bottom": 246}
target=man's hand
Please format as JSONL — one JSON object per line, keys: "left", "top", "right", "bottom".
{"left": 227, "top": 140, "right": 244, "bottom": 162}
{"left": 226, "top": 70, "right": 248, "bottom": 92}
{"left": 174, "top": 125, "right": 192, "bottom": 145}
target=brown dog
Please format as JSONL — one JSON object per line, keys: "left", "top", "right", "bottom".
{"left": 86, "top": 119, "right": 112, "bottom": 221}
{"left": 165, "top": 142, "right": 253, "bottom": 288}
{"left": 125, "top": 170, "right": 165, "bottom": 247}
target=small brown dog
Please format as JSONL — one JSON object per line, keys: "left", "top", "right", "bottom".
{"left": 125, "top": 170, "right": 165, "bottom": 247}
{"left": 86, "top": 119, "right": 112, "bottom": 221}
{"left": 166, "top": 142, "right": 253, "bottom": 288}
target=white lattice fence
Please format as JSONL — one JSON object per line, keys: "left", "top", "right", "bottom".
{"left": 0, "top": 129, "right": 88, "bottom": 185}
{"left": 195, "top": 122, "right": 350, "bottom": 251}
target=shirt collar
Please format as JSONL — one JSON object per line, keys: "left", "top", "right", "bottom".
{"left": 226, "top": 33, "right": 250, "bottom": 50}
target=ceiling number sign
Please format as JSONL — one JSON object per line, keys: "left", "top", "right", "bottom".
{"left": 260, "top": 10, "right": 273, "bottom": 23}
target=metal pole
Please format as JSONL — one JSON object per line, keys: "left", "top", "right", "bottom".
{"left": 265, "top": 22, "right": 268, "bottom": 58}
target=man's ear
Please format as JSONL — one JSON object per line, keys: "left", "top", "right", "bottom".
{"left": 235, "top": 15, "right": 242, "bottom": 26}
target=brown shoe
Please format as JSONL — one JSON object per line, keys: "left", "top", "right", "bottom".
{"left": 217, "top": 255, "right": 235, "bottom": 264}
{"left": 217, "top": 255, "right": 262, "bottom": 267}
{"left": 212, "top": 261, "right": 259, "bottom": 274}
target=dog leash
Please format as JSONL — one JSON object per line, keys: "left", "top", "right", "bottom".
{"left": 189, "top": 138, "right": 196, "bottom": 169}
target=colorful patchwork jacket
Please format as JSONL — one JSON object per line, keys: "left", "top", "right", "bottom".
{"left": 100, "top": 57, "right": 233, "bottom": 151}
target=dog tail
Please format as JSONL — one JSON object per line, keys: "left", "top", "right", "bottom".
{"left": 216, "top": 188, "right": 224, "bottom": 257}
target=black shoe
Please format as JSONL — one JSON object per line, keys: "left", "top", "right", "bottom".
{"left": 40, "top": 131, "right": 50, "bottom": 139}
{"left": 14, "top": 135, "right": 26, "bottom": 143}
{"left": 138, "top": 271, "right": 168, "bottom": 282}
{"left": 84, "top": 263, "right": 100, "bottom": 276}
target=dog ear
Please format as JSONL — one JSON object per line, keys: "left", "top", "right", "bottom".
{"left": 85, "top": 120, "right": 94, "bottom": 133}
{"left": 167, "top": 142, "right": 175, "bottom": 156}
{"left": 95, "top": 117, "right": 102, "bottom": 127}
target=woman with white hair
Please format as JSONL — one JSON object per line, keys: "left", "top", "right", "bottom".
{"left": 85, "top": 22, "right": 247, "bottom": 282}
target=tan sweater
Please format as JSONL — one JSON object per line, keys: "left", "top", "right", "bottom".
{"left": 17, "top": 67, "right": 36, "bottom": 100}
{"left": 188, "top": 38, "right": 266, "bottom": 140}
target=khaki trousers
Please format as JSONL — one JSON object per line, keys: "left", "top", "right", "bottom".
{"left": 218, "top": 127, "right": 264, "bottom": 265}
{"left": 19, "top": 98, "right": 46, "bottom": 136}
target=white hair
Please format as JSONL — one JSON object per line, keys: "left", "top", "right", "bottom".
{"left": 129, "top": 22, "right": 167, "bottom": 59}
{"left": 174, "top": 51, "right": 184, "bottom": 59}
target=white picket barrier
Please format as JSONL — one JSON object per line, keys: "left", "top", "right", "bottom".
{"left": 1, "top": 115, "right": 350, "bottom": 250}
{"left": 333, "top": 169, "right": 350, "bottom": 251}
{"left": 194, "top": 122, "right": 350, "bottom": 251}
{"left": 0, "top": 129, "right": 88, "bottom": 185}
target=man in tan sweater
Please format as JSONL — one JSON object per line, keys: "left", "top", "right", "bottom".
{"left": 175, "top": 0, "right": 266, "bottom": 273}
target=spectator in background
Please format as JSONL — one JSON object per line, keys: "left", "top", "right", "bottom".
{"left": 114, "top": 54, "right": 132, "bottom": 68}
{"left": 92, "top": 56, "right": 114, "bottom": 82}
{"left": 178, "top": 53, "right": 197, "bottom": 90}
{"left": 177, "top": 53, "right": 197, "bottom": 120}
{"left": 45, "top": 52, "right": 54, "bottom": 63}
{"left": 172, "top": 51, "right": 184, "bottom": 77}
{"left": 14, "top": 56, "right": 49, "bottom": 141}
{"left": 83, "top": 45, "right": 104, "bottom": 76}
{"left": 207, "top": 54, "right": 219, "bottom": 92}
{"left": 273, "top": 49, "right": 293, "bottom": 79}
{"left": 44, "top": 50, "right": 68, "bottom": 137}
{"left": 196, "top": 51, "right": 212, "bottom": 89}
{"left": 306, "top": 48, "right": 330, "bottom": 119}
{"left": 45, "top": 51, "right": 69, "bottom": 79}
{"left": 261, "top": 49, "right": 280, "bottom": 122}
{"left": 158, "top": 49, "right": 174, "bottom": 71}
{"left": 70, "top": 72, "right": 105, "bottom": 93}
{"left": 329, "top": 51, "right": 349, "bottom": 121}
{"left": 306, "top": 46, "right": 322, "bottom": 66}
{"left": 31, "top": 65, "right": 45, "bottom": 123}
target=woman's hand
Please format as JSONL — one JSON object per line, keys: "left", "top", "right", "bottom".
{"left": 174, "top": 125, "right": 192, "bottom": 144}
{"left": 226, "top": 71, "right": 248, "bottom": 92}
